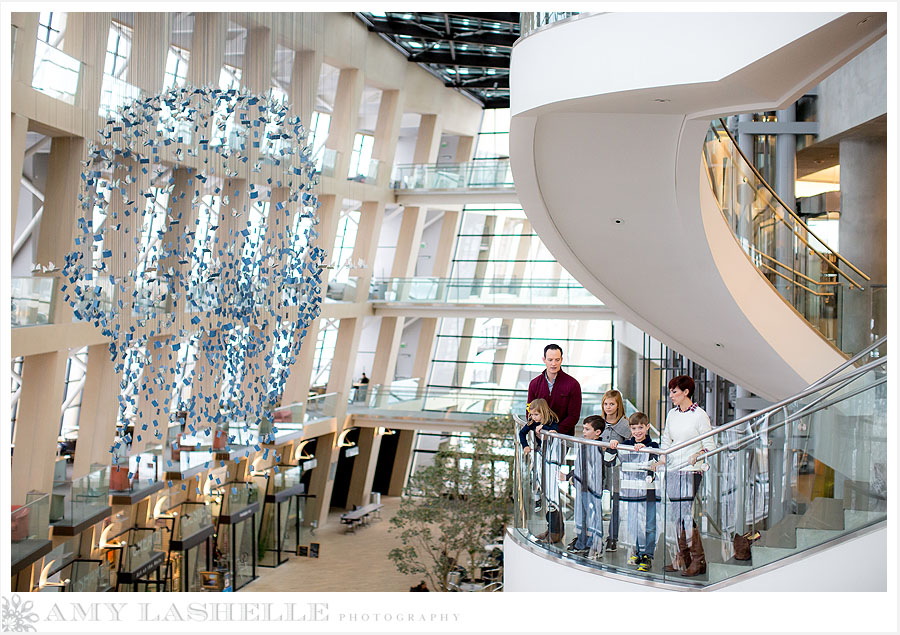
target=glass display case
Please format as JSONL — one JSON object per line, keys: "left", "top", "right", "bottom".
{"left": 257, "top": 466, "right": 308, "bottom": 567}
{"left": 168, "top": 502, "right": 214, "bottom": 592}
{"left": 116, "top": 527, "right": 166, "bottom": 591}
{"left": 213, "top": 482, "right": 260, "bottom": 590}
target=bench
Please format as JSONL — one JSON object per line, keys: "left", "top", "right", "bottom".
{"left": 339, "top": 503, "right": 384, "bottom": 533}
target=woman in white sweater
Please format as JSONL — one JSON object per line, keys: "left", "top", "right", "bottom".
{"left": 659, "top": 375, "right": 715, "bottom": 577}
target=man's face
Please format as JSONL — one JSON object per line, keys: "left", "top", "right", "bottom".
{"left": 543, "top": 349, "right": 562, "bottom": 375}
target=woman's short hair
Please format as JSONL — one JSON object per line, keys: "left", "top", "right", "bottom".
{"left": 601, "top": 389, "right": 626, "bottom": 421}
{"left": 667, "top": 374, "right": 695, "bottom": 398}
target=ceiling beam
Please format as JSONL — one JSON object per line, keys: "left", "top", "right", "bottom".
{"left": 367, "top": 20, "right": 518, "bottom": 47}
{"left": 412, "top": 51, "right": 510, "bottom": 69}
{"left": 447, "top": 13, "right": 520, "bottom": 25}
{"left": 444, "top": 75, "right": 509, "bottom": 89}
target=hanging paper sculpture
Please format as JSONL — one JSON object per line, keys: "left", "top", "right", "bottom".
{"left": 60, "top": 84, "right": 325, "bottom": 466}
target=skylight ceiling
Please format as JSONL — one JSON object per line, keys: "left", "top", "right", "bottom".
{"left": 355, "top": 12, "right": 519, "bottom": 109}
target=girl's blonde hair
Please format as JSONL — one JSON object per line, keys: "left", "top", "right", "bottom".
{"left": 527, "top": 398, "right": 559, "bottom": 425}
{"left": 601, "top": 389, "right": 626, "bottom": 421}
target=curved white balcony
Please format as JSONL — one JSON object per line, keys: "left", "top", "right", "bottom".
{"left": 509, "top": 12, "right": 885, "bottom": 400}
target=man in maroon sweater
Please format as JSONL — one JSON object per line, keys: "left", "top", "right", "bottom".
{"left": 527, "top": 343, "right": 582, "bottom": 436}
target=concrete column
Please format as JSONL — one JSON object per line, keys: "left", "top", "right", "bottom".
{"left": 387, "top": 429, "right": 416, "bottom": 496}
{"left": 10, "top": 113, "right": 28, "bottom": 251}
{"left": 12, "top": 352, "right": 69, "bottom": 504}
{"left": 371, "top": 206, "right": 426, "bottom": 384}
{"left": 774, "top": 104, "right": 796, "bottom": 299}
{"left": 73, "top": 345, "right": 121, "bottom": 478}
{"left": 372, "top": 89, "right": 402, "bottom": 188}
{"left": 345, "top": 427, "right": 382, "bottom": 508}
{"left": 290, "top": 49, "right": 322, "bottom": 128}
{"left": 839, "top": 136, "right": 887, "bottom": 353}
{"left": 413, "top": 114, "right": 442, "bottom": 164}
{"left": 11, "top": 13, "right": 38, "bottom": 86}
{"left": 306, "top": 432, "right": 339, "bottom": 525}
{"left": 187, "top": 13, "right": 227, "bottom": 86}
{"left": 325, "top": 67, "right": 364, "bottom": 180}
{"left": 37, "top": 137, "right": 84, "bottom": 325}
{"left": 411, "top": 210, "right": 460, "bottom": 383}
{"left": 66, "top": 13, "right": 111, "bottom": 114}
{"left": 455, "top": 135, "right": 476, "bottom": 162}
{"left": 243, "top": 25, "right": 274, "bottom": 94}
{"left": 131, "top": 13, "right": 169, "bottom": 95}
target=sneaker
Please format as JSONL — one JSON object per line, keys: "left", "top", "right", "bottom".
{"left": 628, "top": 553, "right": 640, "bottom": 566}
{"left": 605, "top": 538, "right": 617, "bottom": 552}
{"left": 567, "top": 537, "right": 579, "bottom": 550}
{"left": 637, "top": 555, "right": 652, "bottom": 572}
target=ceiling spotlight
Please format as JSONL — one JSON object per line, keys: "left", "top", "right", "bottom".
{"left": 714, "top": 343, "right": 724, "bottom": 348}
{"left": 613, "top": 218, "right": 624, "bottom": 225}
{"left": 653, "top": 98, "right": 671, "bottom": 103}
{"left": 857, "top": 16, "right": 870, "bottom": 26}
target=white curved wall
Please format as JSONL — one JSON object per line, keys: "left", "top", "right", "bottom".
{"left": 504, "top": 526, "right": 887, "bottom": 592}
{"left": 509, "top": 12, "right": 886, "bottom": 400}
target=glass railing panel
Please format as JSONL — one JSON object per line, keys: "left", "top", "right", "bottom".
{"left": 31, "top": 40, "right": 81, "bottom": 104}
{"left": 370, "top": 277, "right": 603, "bottom": 306}
{"left": 353, "top": 383, "right": 608, "bottom": 417}
{"left": 303, "top": 392, "right": 338, "bottom": 423}
{"left": 12, "top": 493, "right": 51, "bottom": 566}
{"left": 349, "top": 158, "right": 379, "bottom": 184}
{"left": 122, "top": 529, "right": 161, "bottom": 573}
{"left": 511, "top": 356, "right": 886, "bottom": 587}
{"left": 317, "top": 148, "right": 340, "bottom": 178}
{"left": 69, "top": 560, "right": 112, "bottom": 592}
{"left": 173, "top": 502, "right": 213, "bottom": 541}
{"left": 11, "top": 277, "right": 55, "bottom": 327}
{"left": 391, "top": 159, "right": 514, "bottom": 190}
{"left": 325, "top": 276, "right": 359, "bottom": 302}
{"left": 98, "top": 74, "right": 142, "bottom": 119}
{"left": 520, "top": 12, "right": 583, "bottom": 37}
{"left": 222, "top": 481, "right": 260, "bottom": 517}
{"left": 70, "top": 466, "right": 111, "bottom": 522}
{"left": 703, "top": 120, "right": 878, "bottom": 355}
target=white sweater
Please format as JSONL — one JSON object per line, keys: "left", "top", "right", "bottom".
{"left": 660, "top": 403, "right": 715, "bottom": 467}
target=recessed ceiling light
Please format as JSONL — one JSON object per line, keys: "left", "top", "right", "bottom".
{"left": 714, "top": 343, "right": 723, "bottom": 348}
{"left": 653, "top": 98, "right": 670, "bottom": 103}
{"left": 613, "top": 218, "right": 624, "bottom": 225}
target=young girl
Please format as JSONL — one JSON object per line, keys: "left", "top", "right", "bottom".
{"left": 520, "top": 399, "right": 563, "bottom": 542}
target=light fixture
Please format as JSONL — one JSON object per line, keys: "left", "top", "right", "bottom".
{"left": 99, "top": 524, "right": 125, "bottom": 549}
{"left": 653, "top": 98, "right": 670, "bottom": 103}
{"left": 153, "top": 495, "right": 177, "bottom": 520}
{"left": 377, "top": 427, "right": 397, "bottom": 436}
{"left": 612, "top": 218, "right": 624, "bottom": 225}
{"left": 36, "top": 560, "right": 70, "bottom": 590}
{"left": 336, "top": 428, "right": 356, "bottom": 448}
{"left": 294, "top": 440, "right": 314, "bottom": 461}
{"left": 714, "top": 343, "right": 724, "bottom": 348}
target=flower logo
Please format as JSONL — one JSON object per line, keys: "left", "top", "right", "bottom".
{"left": 1, "top": 594, "right": 39, "bottom": 632}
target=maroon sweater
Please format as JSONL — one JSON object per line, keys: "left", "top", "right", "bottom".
{"left": 527, "top": 369, "right": 582, "bottom": 436}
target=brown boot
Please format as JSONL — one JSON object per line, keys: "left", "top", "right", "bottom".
{"left": 681, "top": 526, "right": 707, "bottom": 577}
{"left": 535, "top": 529, "right": 549, "bottom": 541}
{"left": 665, "top": 523, "right": 692, "bottom": 572}
{"left": 549, "top": 531, "right": 564, "bottom": 543}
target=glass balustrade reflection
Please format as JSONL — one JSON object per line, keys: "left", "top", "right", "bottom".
{"left": 511, "top": 352, "right": 887, "bottom": 587}
{"left": 520, "top": 12, "right": 582, "bottom": 36}
{"left": 370, "top": 277, "right": 601, "bottom": 305}
{"left": 122, "top": 529, "right": 161, "bottom": 573}
{"left": 69, "top": 560, "right": 112, "bottom": 592}
{"left": 349, "top": 158, "right": 379, "bottom": 184}
{"left": 392, "top": 159, "right": 514, "bottom": 190}
{"left": 50, "top": 466, "right": 111, "bottom": 527}
{"left": 32, "top": 39, "right": 81, "bottom": 104}
{"left": 317, "top": 148, "right": 340, "bottom": 177}
{"left": 173, "top": 502, "right": 213, "bottom": 540}
{"left": 352, "top": 381, "right": 608, "bottom": 417}
{"left": 703, "top": 120, "right": 880, "bottom": 354}
{"left": 11, "top": 493, "right": 51, "bottom": 567}
{"left": 11, "top": 277, "right": 55, "bottom": 327}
